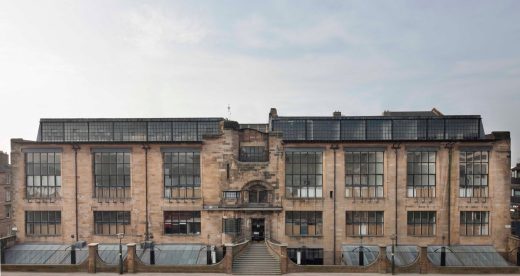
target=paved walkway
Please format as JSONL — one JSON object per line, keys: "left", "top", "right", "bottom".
{"left": 0, "top": 273, "right": 512, "bottom": 276}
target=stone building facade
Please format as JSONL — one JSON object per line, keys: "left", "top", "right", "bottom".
{"left": 9, "top": 108, "right": 512, "bottom": 264}
{"left": 0, "top": 151, "right": 13, "bottom": 237}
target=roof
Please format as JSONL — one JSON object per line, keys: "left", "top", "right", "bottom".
{"left": 427, "top": 245, "right": 510, "bottom": 267}
{"left": 383, "top": 108, "right": 444, "bottom": 117}
{"left": 137, "top": 244, "right": 207, "bottom": 265}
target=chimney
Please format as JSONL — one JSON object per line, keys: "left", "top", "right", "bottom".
{"left": 333, "top": 111, "right": 342, "bottom": 117}
{"left": 0, "top": 152, "right": 8, "bottom": 166}
{"left": 269, "top": 108, "right": 278, "bottom": 119}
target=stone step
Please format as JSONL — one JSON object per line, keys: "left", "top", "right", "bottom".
{"left": 232, "top": 243, "right": 281, "bottom": 275}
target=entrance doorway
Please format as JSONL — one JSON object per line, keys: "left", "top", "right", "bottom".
{"left": 251, "top": 218, "right": 265, "bottom": 241}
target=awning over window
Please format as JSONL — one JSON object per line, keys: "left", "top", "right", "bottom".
{"left": 385, "top": 245, "right": 419, "bottom": 267}
{"left": 341, "top": 245, "right": 379, "bottom": 266}
{"left": 427, "top": 245, "right": 510, "bottom": 267}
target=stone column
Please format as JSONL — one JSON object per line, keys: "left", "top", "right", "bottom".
{"left": 280, "top": 244, "right": 288, "bottom": 274}
{"left": 224, "top": 244, "right": 233, "bottom": 274}
{"left": 378, "top": 246, "right": 389, "bottom": 273}
{"left": 88, "top": 243, "right": 99, "bottom": 274}
{"left": 126, "top": 243, "right": 137, "bottom": 273}
{"left": 419, "top": 246, "right": 429, "bottom": 274}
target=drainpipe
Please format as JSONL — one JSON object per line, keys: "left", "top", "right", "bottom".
{"left": 445, "top": 142, "right": 454, "bottom": 246}
{"left": 330, "top": 144, "right": 339, "bottom": 264}
{"left": 391, "top": 143, "right": 401, "bottom": 245}
{"left": 142, "top": 144, "right": 150, "bottom": 241}
{"left": 72, "top": 144, "right": 80, "bottom": 242}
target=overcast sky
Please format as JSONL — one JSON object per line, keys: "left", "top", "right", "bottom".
{"left": 0, "top": 0, "right": 519, "bottom": 164}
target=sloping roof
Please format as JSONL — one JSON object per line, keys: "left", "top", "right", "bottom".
{"left": 4, "top": 244, "right": 87, "bottom": 264}
{"left": 427, "top": 245, "right": 510, "bottom": 267}
{"left": 383, "top": 108, "right": 444, "bottom": 117}
{"left": 341, "top": 245, "right": 379, "bottom": 266}
{"left": 137, "top": 244, "right": 207, "bottom": 265}
{"left": 386, "top": 245, "right": 419, "bottom": 267}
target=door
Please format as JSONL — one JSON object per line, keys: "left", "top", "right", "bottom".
{"left": 251, "top": 218, "right": 265, "bottom": 241}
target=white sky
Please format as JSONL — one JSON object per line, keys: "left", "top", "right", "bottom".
{"left": 0, "top": 0, "right": 519, "bottom": 164}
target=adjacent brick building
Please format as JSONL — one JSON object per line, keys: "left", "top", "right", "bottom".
{"left": 0, "top": 151, "right": 13, "bottom": 237}
{"left": 9, "top": 108, "right": 512, "bottom": 265}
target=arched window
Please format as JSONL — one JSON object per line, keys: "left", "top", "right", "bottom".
{"left": 248, "top": 184, "right": 268, "bottom": 203}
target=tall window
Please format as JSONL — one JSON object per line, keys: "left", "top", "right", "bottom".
{"left": 345, "top": 151, "right": 384, "bottom": 198}
{"left": 164, "top": 211, "right": 201, "bottom": 235}
{"left": 407, "top": 151, "right": 436, "bottom": 197}
{"left": 93, "top": 152, "right": 131, "bottom": 199}
{"left": 407, "top": 211, "right": 436, "bottom": 236}
{"left": 346, "top": 211, "right": 384, "bottom": 236}
{"left": 460, "top": 211, "right": 489, "bottom": 236}
{"left": 94, "top": 211, "right": 130, "bottom": 235}
{"left": 248, "top": 184, "right": 268, "bottom": 203}
{"left": 460, "top": 151, "right": 488, "bottom": 197}
{"left": 25, "top": 152, "right": 61, "bottom": 199}
{"left": 223, "top": 218, "right": 242, "bottom": 234}
{"left": 164, "top": 151, "right": 201, "bottom": 198}
{"left": 285, "top": 151, "right": 323, "bottom": 198}
{"left": 25, "top": 211, "right": 61, "bottom": 236}
{"left": 285, "top": 211, "right": 323, "bottom": 236}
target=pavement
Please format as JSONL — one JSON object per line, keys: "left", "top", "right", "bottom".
{"left": 0, "top": 273, "right": 513, "bottom": 276}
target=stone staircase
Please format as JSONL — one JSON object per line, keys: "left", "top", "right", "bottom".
{"left": 232, "top": 242, "right": 281, "bottom": 275}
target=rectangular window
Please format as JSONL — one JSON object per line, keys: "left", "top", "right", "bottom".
{"left": 459, "top": 151, "right": 488, "bottom": 197}
{"left": 163, "top": 211, "right": 201, "bottom": 235}
{"left": 164, "top": 151, "right": 201, "bottom": 199}
{"left": 345, "top": 151, "right": 384, "bottom": 198}
{"left": 460, "top": 211, "right": 489, "bottom": 236}
{"left": 94, "top": 211, "right": 130, "bottom": 235}
{"left": 25, "top": 152, "right": 61, "bottom": 199}
{"left": 346, "top": 211, "right": 384, "bottom": 236}
{"left": 287, "top": 248, "right": 324, "bottom": 265}
{"left": 93, "top": 152, "right": 131, "bottom": 199}
{"left": 239, "top": 146, "right": 268, "bottom": 162}
{"left": 223, "top": 191, "right": 240, "bottom": 199}
{"left": 407, "top": 151, "right": 436, "bottom": 197}
{"left": 5, "top": 205, "right": 12, "bottom": 218}
{"left": 25, "top": 211, "right": 61, "bottom": 236}
{"left": 285, "top": 151, "right": 323, "bottom": 198}
{"left": 407, "top": 211, "right": 436, "bottom": 236}
{"left": 285, "top": 211, "right": 323, "bottom": 236}
{"left": 5, "top": 190, "right": 11, "bottom": 202}
{"left": 222, "top": 218, "right": 242, "bottom": 234}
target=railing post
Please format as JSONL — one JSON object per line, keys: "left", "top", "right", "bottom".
{"left": 88, "top": 243, "right": 99, "bottom": 273}
{"left": 1, "top": 238, "right": 5, "bottom": 264}
{"left": 150, "top": 243, "right": 155, "bottom": 265}
{"left": 126, "top": 243, "right": 136, "bottom": 273}
{"left": 71, "top": 244, "right": 76, "bottom": 264}
{"left": 440, "top": 246, "right": 446, "bottom": 267}
{"left": 517, "top": 247, "right": 520, "bottom": 266}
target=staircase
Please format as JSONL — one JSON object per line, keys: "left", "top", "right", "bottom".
{"left": 232, "top": 242, "right": 281, "bottom": 275}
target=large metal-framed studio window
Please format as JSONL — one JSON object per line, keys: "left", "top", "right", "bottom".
{"left": 407, "top": 211, "right": 436, "bottom": 236}
{"left": 163, "top": 211, "right": 201, "bottom": 235}
{"left": 346, "top": 211, "right": 384, "bottom": 236}
{"left": 163, "top": 149, "right": 201, "bottom": 199}
{"left": 407, "top": 151, "right": 436, "bottom": 198}
{"left": 460, "top": 211, "right": 489, "bottom": 236}
{"left": 94, "top": 211, "right": 131, "bottom": 235}
{"left": 459, "top": 150, "right": 488, "bottom": 198}
{"left": 25, "top": 211, "right": 61, "bottom": 236}
{"left": 239, "top": 146, "right": 268, "bottom": 162}
{"left": 345, "top": 150, "right": 384, "bottom": 198}
{"left": 285, "top": 150, "right": 323, "bottom": 198}
{"left": 25, "top": 151, "right": 62, "bottom": 200}
{"left": 93, "top": 150, "right": 131, "bottom": 200}
{"left": 285, "top": 211, "right": 323, "bottom": 236}
{"left": 222, "top": 218, "right": 242, "bottom": 234}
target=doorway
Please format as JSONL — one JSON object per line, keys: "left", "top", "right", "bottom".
{"left": 251, "top": 218, "right": 265, "bottom": 241}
